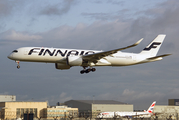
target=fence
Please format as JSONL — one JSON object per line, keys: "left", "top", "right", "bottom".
{"left": 0, "top": 111, "right": 178, "bottom": 120}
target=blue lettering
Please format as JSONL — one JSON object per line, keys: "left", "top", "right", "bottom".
{"left": 67, "top": 50, "right": 79, "bottom": 57}
{"left": 28, "top": 48, "right": 40, "bottom": 55}
{"left": 43, "top": 49, "right": 56, "bottom": 56}
{"left": 55, "top": 50, "right": 67, "bottom": 57}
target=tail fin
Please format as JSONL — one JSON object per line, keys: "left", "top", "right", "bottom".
{"left": 140, "top": 34, "right": 166, "bottom": 57}
{"left": 146, "top": 101, "right": 156, "bottom": 113}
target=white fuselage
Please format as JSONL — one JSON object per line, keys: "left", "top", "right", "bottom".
{"left": 97, "top": 111, "right": 152, "bottom": 119}
{"left": 8, "top": 47, "right": 151, "bottom": 67}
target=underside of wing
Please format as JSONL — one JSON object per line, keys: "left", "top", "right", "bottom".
{"left": 82, "top": 38, "right": 143, "bottom": 63}
{"left": 56, "top": 58, "right": 67, "bottom": 63}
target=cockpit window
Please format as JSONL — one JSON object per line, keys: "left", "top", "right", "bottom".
{"left": 12, "top": 50, "right": 18, "bottom": 53}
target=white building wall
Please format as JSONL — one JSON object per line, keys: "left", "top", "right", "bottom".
{"left": 92, "top": 104, "right": 133, "bottom": 112}
{"left": 154, "top": 105, "right": 179, "bottom": 113}
{"left": 0, "top": 95, "right": 16, "bottom": 102}
{"left": 153, "top": 105, "right": 179, "bottom": 119}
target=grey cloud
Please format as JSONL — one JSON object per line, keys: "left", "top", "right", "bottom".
{"left": 89, "top": 0, "right": 104, "bottom": 4}
{"left": 40, "top": 93, "right": 72, "bottom": 105}
{"left": 39, "top": 21, "right": 131, "bottom": 50}
{"left": 0, "top": 30, "right": 42, "bottom": 42}
{"left": 39, "top": 0, "right": 76, "bottom": 16}
{"left": 89, "top": 0, "right": 124, "bottom": 5}
{"left": 0, "top": 92, "right": 10, "bottom": 95}
{"left": 0, "top": 0, "right": 25, "bottom": 18}
{"left": 107, "top": 0, "right": 124, "bottom": 5}
{"left": 0, "top": 0, "right": 13, "bottom": 17}
{"left": 81, "top": 12, "right": 122, "bottom": 21}
{"left": 17, "top": 0, "right": 179, "bottom": 53}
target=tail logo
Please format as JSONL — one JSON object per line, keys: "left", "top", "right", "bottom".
{"left": 143, "top": 42, "right": 161, "bottom": 51}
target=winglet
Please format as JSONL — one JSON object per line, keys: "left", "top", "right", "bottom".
{"left": 134, "top": 38, "right": 143, "bottom": 46}
{"left": 118, "top": 38, "right": 143, "bottom": 51}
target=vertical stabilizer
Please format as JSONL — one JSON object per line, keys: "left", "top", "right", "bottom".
{"left": 140, "top": 35, "right": 166, "bottom": 57}
{"left": 147, "top": 101, "right": 156, "bottom": 113}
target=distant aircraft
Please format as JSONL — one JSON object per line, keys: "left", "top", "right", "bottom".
{"left": 8, "top": 34, "right": 171, "bottom": 74}
{"left": 96, "top": 101, "right": 156, "bottom": 119}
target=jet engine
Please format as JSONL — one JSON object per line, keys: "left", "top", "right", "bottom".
{"left": 55, "top": 63, "right": 71, "bottom": 70}
{"left": 67, "top": 56, "right": 83, "bottom": 66}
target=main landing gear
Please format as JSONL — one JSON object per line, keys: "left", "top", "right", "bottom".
{"left": 80, "top": 67, "right": 96, "bottom": 74}
{"left": 16, "top": 61, "right": 20, "bottom": 69}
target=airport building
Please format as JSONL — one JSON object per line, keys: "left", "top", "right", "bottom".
{"left": 0, "top": 95, "right": 16, "bottom": 102}
{"left": 0, "top": 101, "right": 78, "bottom": 119}
{"left": 43, "top": 106, "right": 78, "bottom": 119}
{"left": 65, "top": 100, "right": 133, "bottom": 118}
{"left": 0, "top": 101, "right": 47, "bottom": 119}
{"left": 153, "top": 99, "right": 179, "bottom": 119}
{"left": 154, "top": 105, "right": 179, "bottom": 119}
{"left": 65, "top": 100, "right": 133, "bottom": 112}
{"left": 168, "top": 99, "right": 179, "bottom": 106}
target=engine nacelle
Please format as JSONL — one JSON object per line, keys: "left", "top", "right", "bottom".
{"left": 67, "top": 56, "right": 83, "bottom": 66}
{"left": 55, "top": 63, "right": 71, "bottom": 70}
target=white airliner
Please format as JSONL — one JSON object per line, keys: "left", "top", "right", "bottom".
{"left": 96, "top": 101, "right": 156, "bottom": 119}
{"left": 8, "top": 34, "right": 171, "bottom": 74}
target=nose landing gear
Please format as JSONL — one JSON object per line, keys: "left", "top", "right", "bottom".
{"left": 16, "top": 61, "right": 20, "bottom": 69}
{"left": 80, "top": 67, "right": 96, "bottom": 74}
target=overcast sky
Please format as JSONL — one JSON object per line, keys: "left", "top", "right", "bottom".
{"left": 0, "top": 0, "right": 179, "bottom": 110}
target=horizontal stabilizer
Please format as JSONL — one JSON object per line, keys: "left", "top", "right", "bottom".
{"left": 147, "top": 54, "right": 171, "bottom": 60}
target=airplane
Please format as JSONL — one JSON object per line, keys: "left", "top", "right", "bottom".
{"left": 96, "top": 101, "right": 156, "bottom": 119}
{"left": 8, "top": 34, "right": 171, "bottom": 74}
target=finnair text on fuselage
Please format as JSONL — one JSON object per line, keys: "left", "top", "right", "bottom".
{"left": 28, "top": 48, "right": 96, "bottom": 57}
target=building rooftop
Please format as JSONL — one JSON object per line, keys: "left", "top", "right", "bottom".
{"left": 0, "top": 101, "right": 47, "bottom": 103}
{"left": 66, "top": 100, "right": 129, "bottom": 104}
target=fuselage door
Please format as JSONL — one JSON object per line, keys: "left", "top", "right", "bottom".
{"left": 24, "top": 49, "right": 29, "bottom": 55}
{"left": 133, "top": 55, "right": 136, "bottom": 61}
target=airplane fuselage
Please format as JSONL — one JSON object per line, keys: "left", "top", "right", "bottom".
{"left": 97, "top": 101, "right": 156, "bottom": 119}
{"left": 8, "top": 47, "right": 148, "bottom": 66}
{"left": 97, "top": 111, "right": 152, "bottom": 119}
{"left": 7, "top": 35, "right": 170, "bottom": 73}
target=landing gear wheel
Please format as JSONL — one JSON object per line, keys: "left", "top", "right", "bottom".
{"left": 85, "top": 69, "right": 90, "bottom": 73}
{"left": 86, "top": 68, "right": 91, "bottom": 73}
{"left": 80, "top": 67, "right": 96, "bottom": 74}
{"left": 80, "top": 70, "right": 85, "bottom": 74}
{"left": 91, "top": 68, "right": 96, "bottom": 72}
{"left": 17, "top": 65, "right": 20, "bottom": 69}
{"left": 16, "top": 61, "right": 20, "bottom": 69}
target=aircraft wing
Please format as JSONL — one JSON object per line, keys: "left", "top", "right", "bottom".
{"left": 82, "top": 38, "right": 143, "bottom": 63}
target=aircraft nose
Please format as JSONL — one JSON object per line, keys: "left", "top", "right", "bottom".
{"left": 7, "top": 53, "right": 13, "bottom": 59}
